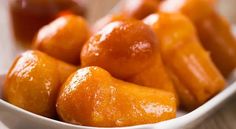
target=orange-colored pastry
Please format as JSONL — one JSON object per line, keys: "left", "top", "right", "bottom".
{"left": 159, "top": 0, "right": 236, "bottom": 77}
{"left": 121, "top": 0, "right": 159, "bottom": 19}
{"left": 92, "top": 14, "right": 131, "bottom": 33}
{"left": 56, "top": 66, "right": 176, "bottom": 127}
{"left": 143, "top": 13, "right": 226, "bottom": 110}
{"left": 81, "top": 20, "right": 177, "bottom": 100}
{"left": 33, "top": 14, "right": 90, "bottom": 65}
{"left": 3, "top": 50, "right": 77, "bottom": 118}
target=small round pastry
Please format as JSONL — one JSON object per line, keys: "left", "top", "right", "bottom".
{"left": 3, "top": 50, "right": 77, "bottom": 118}
{"left": 56, "top": 66, "right": 176, "bottom": 127}
{"left": 33, "top": 14, "right": 90, "bottom": 65}
{"left": 82, "top": 20, "right": 157, "bottom": 79}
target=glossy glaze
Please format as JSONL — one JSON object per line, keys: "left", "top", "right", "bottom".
{"left": 56, "top": 66, "right": 176, "bottom": 127}
{"left": 3, "top": 50, "right": 77, "bottom": 118}
{"left": 81, "top": 20, "right": 177, "bottom": 99}
{"left": 159, "top": 0, "right": 236, "bottom": 77}
{"left": 143, "top": 13, "right": 226, "bottom": 110}
{"left": 33, "top": 14, "right": 90, "bottom": 65}
{"left": 121, "top": 0, "right": 159, "bottom": 19}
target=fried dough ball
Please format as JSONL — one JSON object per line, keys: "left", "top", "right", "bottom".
{"left": 56, "top": 66, "right": 176, "bottom": 127}
{"left": 159, "top": 0, "right": 236, "bottom": 77}
{"left": 143, "top": 13, "right": 226, "bottom": 110}
{"left": 33, "top": 14, "right": 90, "bottom": 65}
{"left": 81, "top": 20, "right": 177, "bottom": 100}
{"left": 3, "top": 50, "right": 77, "bottom": 118}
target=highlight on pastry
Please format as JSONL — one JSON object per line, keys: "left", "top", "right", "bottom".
{"left": 33, "top": 14, "right": 90, "bottom": 65}
{"left": 56, "top": 66, "right": 176, "bottom": 127}
{"left": 159, "top": 0, "right": 236, "bottom": 77}
{"left": 81, "top": 19, "right": 178, "bottom": 100}
{"left": 3, "top": 50, "right": 76, "bottom": 118}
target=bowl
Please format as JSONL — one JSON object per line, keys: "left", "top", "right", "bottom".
{"left": 1, "top": 73, "right": 236, "bottom": 129}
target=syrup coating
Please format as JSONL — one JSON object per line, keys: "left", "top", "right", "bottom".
{"left": 82, "top": 20, "right": 157, "bottom": 79}
{"left": 56, "top": 66, "right": 176, "bottom": 127}
{"left": 33, "top": 14, "right": 90, "bottom": 65}
{"left": 143, "top": 13, "right": 226, "bottom": 110}
{"left": 159, "top": 0, "right": 236, "bottom": 77}
{"left": 81, "top": 20, "right": 177, "bottom": 99}
{"left": 3, "top": 50, "right": 77, "bottom": 117}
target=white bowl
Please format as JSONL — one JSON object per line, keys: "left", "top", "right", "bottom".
{"left": 1, "top": 73, "right": 236, "bottom": 129}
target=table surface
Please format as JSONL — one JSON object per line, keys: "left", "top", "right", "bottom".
{"left": 0, "top": 0, "right": 236, "bottom": 129}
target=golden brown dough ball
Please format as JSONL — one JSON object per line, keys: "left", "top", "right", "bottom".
{"left": 3, "top": 50, "right": 77, "bottom": 118}
{"left": 82, "top": 20, "right": 157, "bottom": 79}
{"left": 33, "top": 14, "right": 90, "bottom": 65}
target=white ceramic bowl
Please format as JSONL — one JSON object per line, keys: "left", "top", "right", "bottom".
{"left": 1, "top": 73, "right": 236, "bottom": 129}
